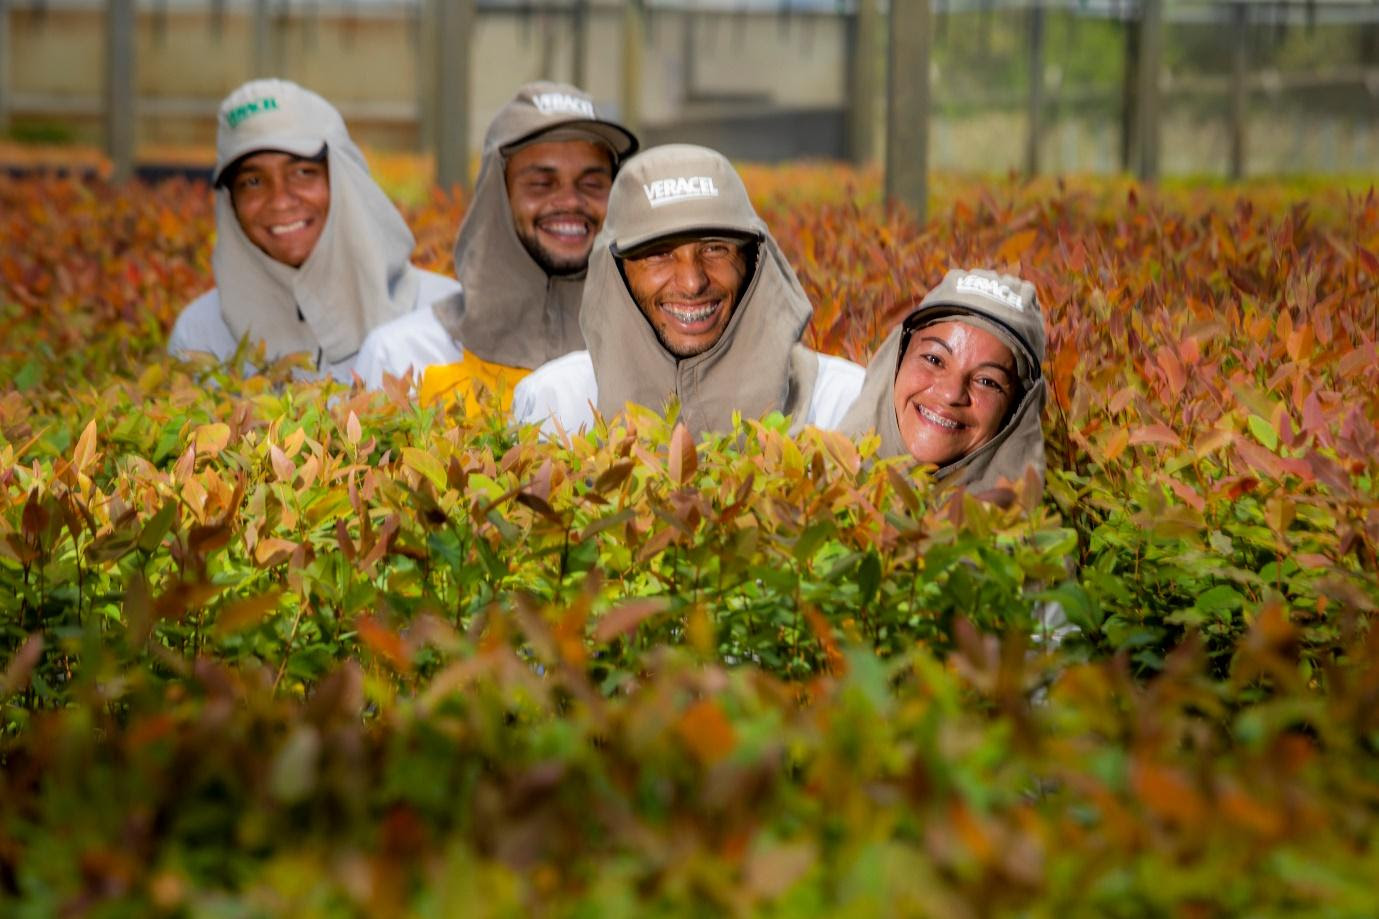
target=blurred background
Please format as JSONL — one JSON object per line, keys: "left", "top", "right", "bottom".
{"left": 1, "top": 0, "right": 1377, "bottom": 189}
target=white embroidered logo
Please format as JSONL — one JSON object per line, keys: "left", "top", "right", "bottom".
{"left": 955, "top": 274, "right": 1025, "bottom": 311}
{"left": 642, "top": 176, "right": 720, "bottom": 208}
{"left": 531, "top": 92, "right": 596, "bottom": 118}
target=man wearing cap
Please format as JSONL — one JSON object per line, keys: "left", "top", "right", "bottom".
{"left": 168, "top": 78, "right": 459, "bottom": 382}
{"left": 511, "top": 143, "right": 864, "bottom": 436}
{"left": 354, "top": 81, "right": 637, "bottom": 411}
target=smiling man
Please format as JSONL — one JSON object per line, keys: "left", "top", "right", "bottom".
{"left": 512, "top": 144, "right": 864, "bottom": 436}
{"left": 168, "top": 79, "right": 459, "bottom": 381}
{"left": 354, "top": 82, "right": 637, "bottom": 411}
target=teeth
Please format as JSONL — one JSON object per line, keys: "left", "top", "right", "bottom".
{"left": 541, "top": 221, "right": 587, "bottom": 238}
{"left": 270, "top": 219, "right": 308, "bottom": 235}
{"left": 662, "top": 302, "right": 719, "bottom": 324}
{"left": 917, "top": 404, "right": 961, "bottom": 429}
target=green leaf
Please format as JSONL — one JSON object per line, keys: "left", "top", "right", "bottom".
{"left": 1247, "top": 414, "right": 1278, "bottom": 452}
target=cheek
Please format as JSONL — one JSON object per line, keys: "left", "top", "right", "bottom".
{"left": 975, "top": 393, "right": 1013, "bottom": 432}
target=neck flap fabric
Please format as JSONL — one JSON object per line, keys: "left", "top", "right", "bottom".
{"left": 839, "top": 268, "right": 1048, "bottom": 493}
{"left": 580, "top": 144, "right": 814, "bottom": 437}
{"left": 210, "top": 78, "right": 420, "bottom": 367}
{"left": 438, "top": 81, "right": 637, "bottom": 369}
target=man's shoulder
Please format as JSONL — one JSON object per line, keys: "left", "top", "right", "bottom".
{"left": 168, "top": 288, "right": 233, "bottom": 358}
{"left": 415, "top": 269, "right": 462, "bottom": 305}
{"left": 512, "top": 351, "right": 597, "bottom": 431}
{"left": 355, "top": 303, "right": 461, "bottom": 390}
{"left": 802, "top": 349, "right": 866, "bottom": 431}
{"left": 816, "top": 351, "right": 866, "bottom": 385}
{"left": 524, "top": 350, "right": 595, "bottom": 383}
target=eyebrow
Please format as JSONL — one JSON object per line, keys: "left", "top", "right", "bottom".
{"left": 917, "top": 336, "right": 1015, "bottom": 376}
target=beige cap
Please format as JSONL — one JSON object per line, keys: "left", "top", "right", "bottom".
{"left": 603, "top": 144, "right": 764, "bottom": 256}
{"left": 901, "top": 268, "right": 1046, "bottom": 381}
{"left": 212, "top": 78, "right": 344, "bottom": 185}
{"left": 489, "top": 81, "right": 637, "bottom": 162}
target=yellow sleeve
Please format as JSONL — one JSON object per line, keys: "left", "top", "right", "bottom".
{"left": 417, "top": 354, "right": 530, "bottom": 416}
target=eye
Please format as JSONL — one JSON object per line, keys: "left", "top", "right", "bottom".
{"left": 975, "top": 375, "right": 1007, "bottom": 394}
{"left": 701, "top": 242, "right": 733, "bottom": 258}
{"left": 578, "top": 175, "right": 611, "bottom": 195}
{"left": 922, "top": 353, "right": 943, "bottom": 368}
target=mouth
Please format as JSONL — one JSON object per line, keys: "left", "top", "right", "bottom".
{"left": 536, "top": 215, "right": 592, "bottom": 243}
{"left": 659, "top": 297, "right": 726, "bottom": 333}
{"left": 269, "top": 218, "right": 311, "bottom": 236}
{"left": 915, "top": 403, "right": 966, "bottom": 431}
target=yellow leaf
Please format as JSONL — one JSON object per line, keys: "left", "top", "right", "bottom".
{"left": 193, "top": 423, "right": 231, "bottom": 457}
{"left": 402, "top": 447, "right": 448, "bottom": 491}
{"left": 71, "top": 419, "right": 98, "bottom": 475}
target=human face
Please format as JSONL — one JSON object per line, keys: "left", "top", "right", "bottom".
{"left": 228, "top": 150, "right": 330, "bottom": 268}
{"left": 892, "top": 320, "right": 1018, "bottom": 466}
{"left": 504, "top": 139, "right": 614, "bottom": 275}
{"left": 622, "top": 236, "right": 752, "bottom": 359}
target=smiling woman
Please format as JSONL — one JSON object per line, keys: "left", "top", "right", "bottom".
{"left": 839, "top": 268, "right": 1048, "bottom": 496}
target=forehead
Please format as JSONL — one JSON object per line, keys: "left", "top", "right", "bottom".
{"left": 233, "top": 150, "right": 322, "bottom": 172}
{"left": 624, "top": 233, "right": 748, "bottom": 259}
{"left": 911, "top": 320, "right": 1016, "bottom": 366}
{"left": 505, "top": 139, "right": 613, "bottom": 174}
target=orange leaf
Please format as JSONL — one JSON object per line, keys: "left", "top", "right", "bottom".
{"left": 677, "top": 699, "right": 736, "bottom": 766}
{"left": 668, "top": 423, "right": 697, "bottom": 486}
{"left": 254, "top": 537, "right": 299, "bottom": 567}
{"left": 357, "top": 616, "right": 412, "bottom": 672}
{"left": 1103, "top": 428, "right": 1130, "bottom": 464}
{"left": 594, "top": 598, "right": 670, "bottom": 643}
{"left": 997, "top": 228, "right": 1038, "bottom": 263}
{"left": 1128, "top": 424, "right": 1181, "bottom": 448}
{"left": 1131, "top": 760, "right": 1206, "bottom": 827}
{"left": 215, "top": 590, "right": 284, "bottom": 636}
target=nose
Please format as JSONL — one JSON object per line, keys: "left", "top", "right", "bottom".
{"left": 549, "top": 180, "right": 583, "bottom": 212}
{"left": 671, "top": 250, "right": 709, "bottom": 294}
{"left": 264, "top": 174, "right": 298, "bottom": 210}
{"left": 931, "top": 371, "right": 970, "bottom": 406}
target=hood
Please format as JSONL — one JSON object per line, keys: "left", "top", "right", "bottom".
{"left": 839, "top": 268, "right": 1048, "bottom": 493}
{"left": 580, "top": 143, "right": 814, "bottom": 436}
{"left": 210, "top": 78, "right": 420, "bottom": 367}
{"left": 441, "top": 81, "right": 638, "bottom": 369}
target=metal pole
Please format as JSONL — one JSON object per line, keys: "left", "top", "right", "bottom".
{"left": 1135, "top": 0, "right": 1163, "bottom": 181}
{"left": 418, "top": 0, "right": 437, "bottom": 155}
{"left": 105, "top": 0, "right": 136, "bottom": 184}
{"left": 435, "top": 0, "right": 474, "bottom": 191}
{"left": 885, "top": 0, "right": 930, "bottom": 220}
{"left": 1025, "top": 2, "right": 1045, "bottom": 178}
{"left": 1120, "top": 14, "right": 1139, "bottom": 171}
{"left": 252, "top": 0, "right": 271, "bottom": 77}
{"left": 621, "top": 0, "right": 643, "bottom": 134}
{"left": 847, "top": 0, "right": 879, "bottom": 165}
{"left": 1229, "top": 1, "right": 1248, "bottom": 180}
{"left": 0, "top": 0, "right": 11, "bottom": 136}
{"left": 572, "top": 0, "right": 589, "bottom": 89}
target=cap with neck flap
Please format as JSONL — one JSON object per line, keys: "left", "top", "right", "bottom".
{"left": 436, "top": 81, "right": 639, "bottom": 369}
{"left": 213, "top": 78, "right": 349, "bottom": 186}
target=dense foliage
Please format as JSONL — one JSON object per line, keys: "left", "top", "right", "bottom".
{"left": 1, "top": 164, "right": 1378, "bottom": 915}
